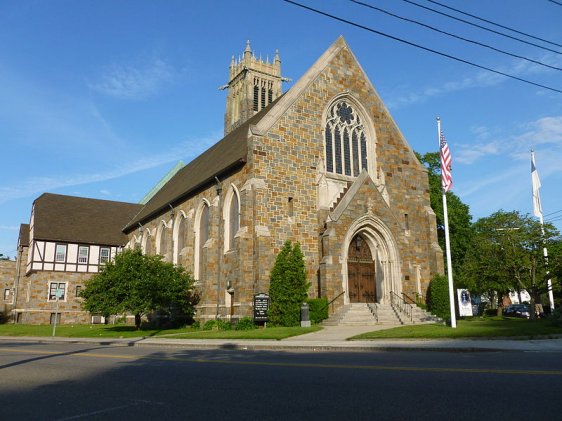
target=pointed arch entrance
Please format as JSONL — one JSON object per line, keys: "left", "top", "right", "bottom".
{"left": 342, "top": 214, "right": 402, "bottom": 305}
{"left": 347, "top": 233, "right": 376, "bottom": 303}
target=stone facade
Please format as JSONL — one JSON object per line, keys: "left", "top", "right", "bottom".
{"left": 9, "top": 38, "right": 443, "bottom": 325}
{"left": 0, "top": 259, "right": 17, "bottom": 321}
{"left": 125, "top": 37, "right": 443, "bottom": 322}
{"left": 17, "top": 269, "right": 92, "bottom": 325}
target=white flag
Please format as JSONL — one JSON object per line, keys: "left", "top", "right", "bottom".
{"left": 531, "top": 151, "right": 542, "bottom": 218}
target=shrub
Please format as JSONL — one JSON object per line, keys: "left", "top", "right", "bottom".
{"left": 306, "top": 298, "right": 329, "bottom": 324}
{"left": 427, "top": 274, "right": 451, "bottom": 320}
{"left": 202, "top": 319, "right": 232, "bottom": 331}
{"left": 235, "top": 317, "right": 257, "bottom": 330}
{"left": 268, "top": 241, "right": 310, "bottom": 327}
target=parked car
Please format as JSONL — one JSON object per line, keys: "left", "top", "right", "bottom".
{"left": 504, "top": 304, "right": 530, "bottom": 319}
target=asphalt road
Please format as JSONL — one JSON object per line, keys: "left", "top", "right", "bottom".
{"left": 1, "top": 341, "right": 561, "bottom": 420}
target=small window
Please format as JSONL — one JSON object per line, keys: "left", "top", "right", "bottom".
{"left": 55, "top": 244, "right": 67, "bottom": 262}
{"left": 75, "top": 285, "right": 82, "bottom": 297}
{"left": 49, "top": 282, "right": 66, "bottom": 301}
{"left": 4, "top": 289, "right": 10, "bottom": 301}
{"left": 288, "top": 197, "right": 294, "bottom": 218}
{"left": 78, "top": 246, "right": 89, "bottom": 264}
{"left": 100, "top": 247, "right": 110, "bottom": 264}
{"left": 404, "top": 214, "right": 410, "bottom": 231}
{"left": 50, "top": 313, "right": 61, "bottom": 325}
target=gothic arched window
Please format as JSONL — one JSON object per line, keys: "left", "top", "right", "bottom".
{"left": 158, "top": 222, "right": 172, "bottom": 262}
{"left": 194, "top": 201, "right": 210, "bottom": 280}
{"left": 144, "top": 232, "right": 154, "bottom": 255}
{"left": 176, "top": 215, "right": 188, "bottom": 263}
{"left": 324, "top": 100, "right": 368, "bottom": 177}
{"left": 224, "top": 187, "right": 240, "bottom": 252}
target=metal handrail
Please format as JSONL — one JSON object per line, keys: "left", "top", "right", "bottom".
{"left": 321, "top": 290, "right": 346, "bottom": 314}
{"left": 402, "top": 292, "right": 417, "bottom": 305}
{"left": 367, "top": 302, "right": 378, "bottom": 322}
{"left": 390, "top": 291, "right": 413, "bottom": 322}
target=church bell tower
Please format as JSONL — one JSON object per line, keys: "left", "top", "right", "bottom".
{"left": 222, "top": 41, "right": 285, "bottom": 135}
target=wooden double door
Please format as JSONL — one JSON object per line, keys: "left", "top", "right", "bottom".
{"left": 348, "top": 234, "right": 376, "bottom": 303}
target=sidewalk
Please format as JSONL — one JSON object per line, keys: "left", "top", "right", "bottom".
{"left": 3, "top": 325, "right": 562, "bottom": 353}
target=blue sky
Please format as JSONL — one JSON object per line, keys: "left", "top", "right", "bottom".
{"left": 1, "top": 0, "right": 561, "bottom": 258}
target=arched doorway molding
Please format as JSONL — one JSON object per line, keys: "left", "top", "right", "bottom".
{"left": 341, "top": 214, "right": 402, "bottom": 305}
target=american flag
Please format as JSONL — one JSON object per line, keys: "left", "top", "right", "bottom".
{"left": 440, "top": 131, "right": 453, "bottom": 192}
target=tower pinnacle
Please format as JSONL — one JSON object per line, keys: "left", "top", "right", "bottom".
{"left": 223, "top": 41, "right": 285, "bottom": 135}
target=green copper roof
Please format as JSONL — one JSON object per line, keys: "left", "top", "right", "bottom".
{"left": 139, "top": 161, "right": 185, "bottom": 205}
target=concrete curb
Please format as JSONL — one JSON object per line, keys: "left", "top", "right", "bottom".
{"left": 3, "top": 335, "right": 562, "bottom": 353}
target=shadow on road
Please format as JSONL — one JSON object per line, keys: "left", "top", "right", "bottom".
{"left": 1, "top": 341, "right": 562, "bottom": 420}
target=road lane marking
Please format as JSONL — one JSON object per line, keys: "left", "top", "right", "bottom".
{"left": 2, "top": 347, "right": 562, "bottom": 376}
{"left": 55, "top": 399, "right": 164, "bottom": 421}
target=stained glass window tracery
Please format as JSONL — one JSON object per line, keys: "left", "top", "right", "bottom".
{"left": 324, "top": 100, "right": 368, "bottom": 176}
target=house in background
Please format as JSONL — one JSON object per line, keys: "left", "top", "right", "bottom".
{"left": 12, "top": 193, "right": 142, "bottom": 324}
{"left": 0, "top": 257, "right": 17, "bottom": 321}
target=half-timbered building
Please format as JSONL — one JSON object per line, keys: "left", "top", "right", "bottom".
{"left": 15, "top": 193, "right": 141, "bottom": 324}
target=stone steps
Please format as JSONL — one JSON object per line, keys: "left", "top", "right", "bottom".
{"left": 323, "top": 302, "right": 442, "bottom": 327}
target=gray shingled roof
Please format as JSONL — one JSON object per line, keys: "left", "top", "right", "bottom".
{"left": 123, "top": 97, "right": 283, "bottom": 233}
{"left": 18, "top": 224, "right": 29, "bottom": 247}
{"left": 33, "top": 193, "right": 142, "bottom": 246}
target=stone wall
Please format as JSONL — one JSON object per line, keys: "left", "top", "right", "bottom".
{"left": 16, "top": 268, "right": 93, "bottom": 325}
{"left": 0, "top": 259, "right": 17, "bottom": 321}
{"left": 125, "top": 41, "right": 443, "bottom": 320}
{"left": 127, "top": 166, "right": 257, "bottom": 321}
{"left": 251, "top": 44, "right": 442, "bottom": 306}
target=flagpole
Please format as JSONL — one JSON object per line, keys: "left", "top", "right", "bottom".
{"left": 531, "top": 150, "right": 554, "bottom": 311}
{"left": 438, "top": 117, "right": 457, "bottom": 328}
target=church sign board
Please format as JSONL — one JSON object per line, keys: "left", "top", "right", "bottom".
{"left": 457, "top": 289, "right": 473, "bottom": 317}
{"left": 253, "top": 293, "right": 270, "bottom": 322}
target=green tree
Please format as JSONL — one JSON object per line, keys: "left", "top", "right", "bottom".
{"left": 268, "top": 241, "right": 310, "bottom": 326}
{"left": 416, "top": 151, "right": 473, "bottom": 277}
{"left": 461, "top": 210, "right": 560, "bottom": 319}
{"left": 427, "top": 274, "right": 451, "bottom": 320}
{"left": 82, "top": 248, "right": 198, "bottom": 329}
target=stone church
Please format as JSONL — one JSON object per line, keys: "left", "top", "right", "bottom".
{"left": 121, "top": 36, "right": 444, "bottom": 321}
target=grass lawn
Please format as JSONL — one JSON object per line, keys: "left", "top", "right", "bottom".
{"left": 0, "top": 323, "right": 322, "bottom": 340}
{"left": 351, "top": 317, "right": 562, "bottom": 340}
{"left": 163, "top": 325, "right": 322, "bottom": 340}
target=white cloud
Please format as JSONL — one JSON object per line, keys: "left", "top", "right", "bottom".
{"left": 455, "top": 116, "right": 562, "bottom": 166}
{"left": 387, "top": 71, "right": 501, "bottom": 109}
{"left": 0, "top": 134, "right": 219, "bottom": 204}
{"left": 90, "top": 58, "right": 176, "bottom": 100}
{"left": 0, "top": 64, "right": 127, "bottom": 154}
{"left": 459, "top": 166, "right": 522, "bottom": 198}
{"left": 512, "top": 116, "right": 562, "bottom": 148}
{"left": 387, "top": 53, "right": 561, "bottom": 109}
{"left": 455, "top": 116, "right": 562, "bottom": 217}
{"left": 455, "top": 141, "right": 502, "bottom": 164}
